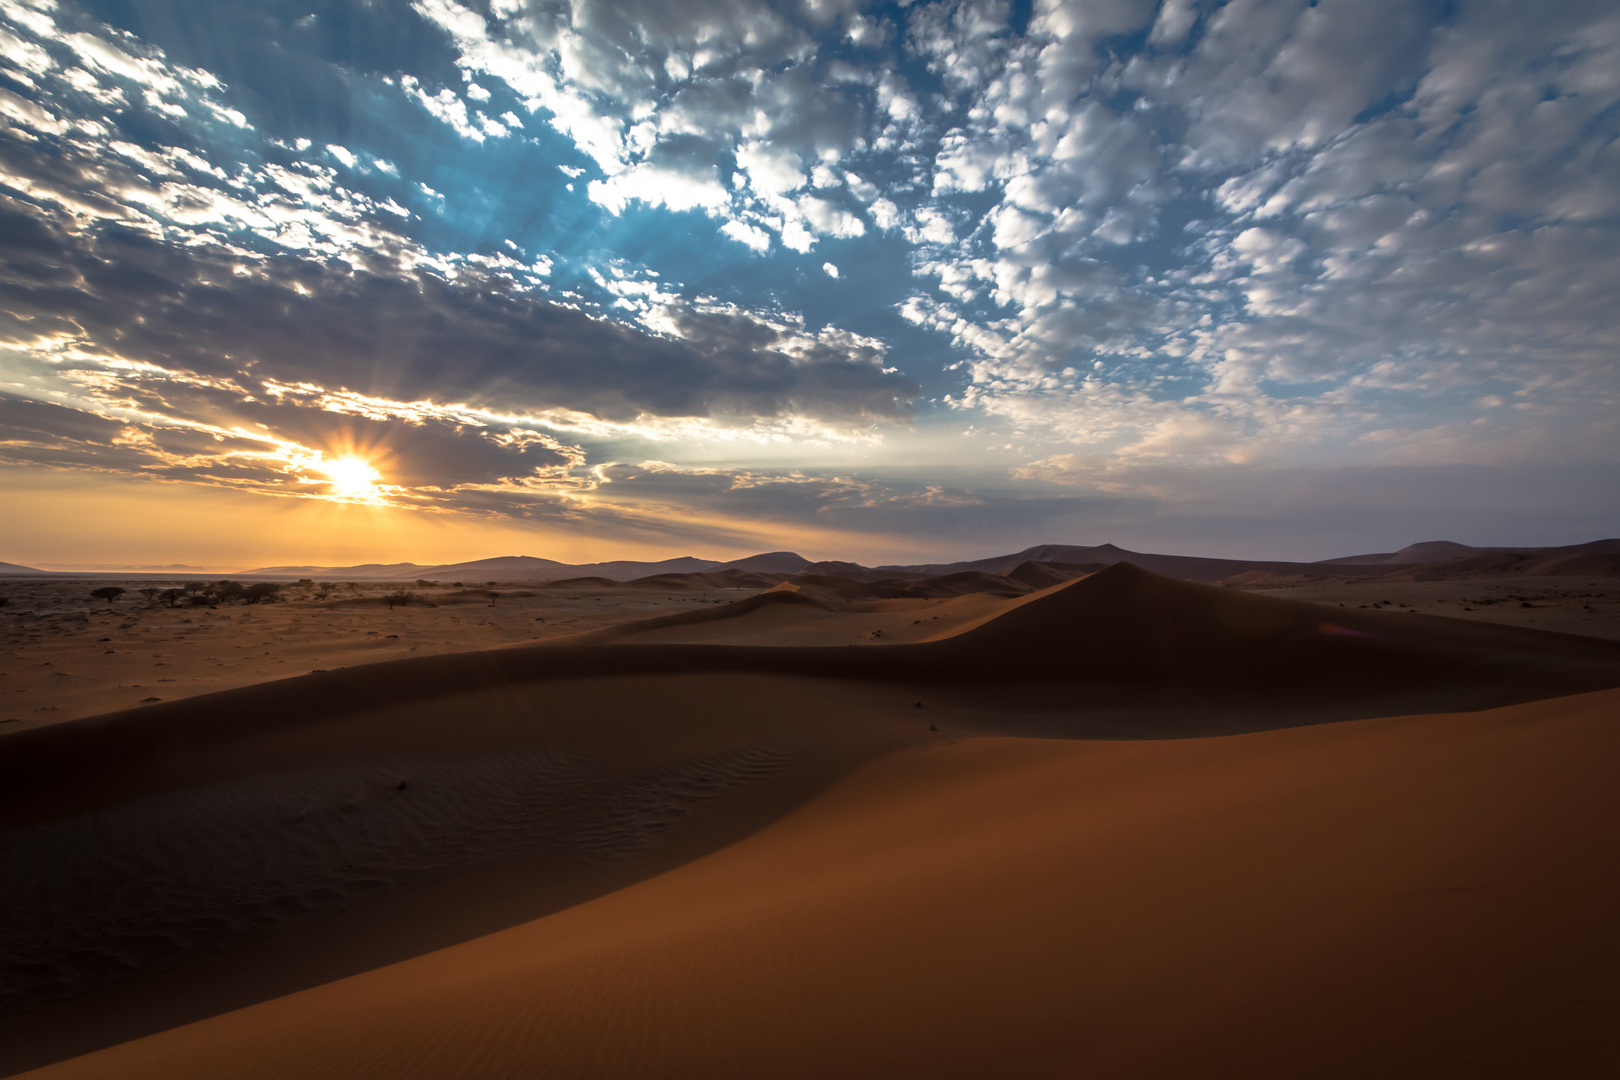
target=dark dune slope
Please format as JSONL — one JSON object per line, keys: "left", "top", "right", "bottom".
{"left": 939, "top": 561, "right": 1620, "bottom": 690}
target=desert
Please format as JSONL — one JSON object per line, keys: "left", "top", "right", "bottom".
{"left": 1, "top": 541, "right": 1618, "bottom": 1078}
{"left": 5, "top": 1, "right": 1619, "bottom": 1074}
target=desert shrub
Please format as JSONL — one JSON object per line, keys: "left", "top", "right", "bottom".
{"left": 211, "top": 580, "right": 246, "bottom": 604}
{"left": 90, "top": 586, "right": 125, "bottom": 604}
{"left": 243, "top": 582, "right": 283, "bottom": 604}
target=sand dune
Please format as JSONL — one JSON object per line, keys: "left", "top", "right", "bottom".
{"left": 0, "top": 669, "right": 929, "bottom": 1072}
{"left": 561, "top": 583, "right": 1023, "bottom": 647}
{"left": 7, "top": 565, "right": 1618, "bottom": 821}
{"left": 6, "top": 564, "right": 1614, "bottom": 731}
{"left": 16, "top": 687, "right": 1620, "bottom": 1079}
{"left": 3, "top": 564, "right": 1619, "bottom": 1077}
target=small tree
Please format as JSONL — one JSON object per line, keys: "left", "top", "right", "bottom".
{"left": 90, "top": 586, "right": 125, "bottom": 604}
{"left": 385, "top": 588, "right": 416, "bottom": 610}
{"left": 159, "top": 588, "right": 182, "bottom": 607}
{"left": 138, "top": 587, "right": 162, "bottom": 606}
{"left": 243, "top": 582, "right": 283, "bottom": 604}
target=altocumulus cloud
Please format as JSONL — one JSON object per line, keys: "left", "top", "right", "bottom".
{"left": 389, "top": 0, "right": 1620, "bottom": 471}
{"left": 0, "top": 0, "right": 917, "bottom": 517}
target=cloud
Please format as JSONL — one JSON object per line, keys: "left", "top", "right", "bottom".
{"left": 736, "top": 140, "right": 805, "bottom": 197}
{"left": 584, "top": 459, "right": 1124, "bottom": 542}
{"left": 0, "top": 0, "right": 925, "bottom": 519}
{"left": 400, "top": 75, "right": 508, "bottom": 142}
{"left": 720, "top": 218, "right": 771, "bottom": 252}
{"left": 797, "top": 193, "right": 866, "bottom": 239}
{"left": 0, "top": 199, "right": 917, "bottom": 431}
{"left": 877, "top": 0, "right": 1620, "bottom": 473}
{"left": 2, "top": 0, "right": 1617, "bottom": 555}
{"left": 588, "top": 136, "right": 732, "bottom": 214}
{"left": 412, "top": 0, "right": 886, "bottom": 251}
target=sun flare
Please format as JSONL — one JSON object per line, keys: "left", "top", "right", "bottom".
{"left": 321, "top": 456, "right": 382, "bottom": 498}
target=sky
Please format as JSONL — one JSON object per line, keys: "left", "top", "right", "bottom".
{"left": 1, "top": 0, "right": 1617, "bottom": 570}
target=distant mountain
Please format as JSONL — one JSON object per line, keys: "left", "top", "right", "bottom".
{"left": 419, "top": 556, "right": 571, "bottom": 579}
{"left": 0, "top": 560, "right": 47, "bottom": 576}
{"left": 241, "top": 562, "right": 429, "bottom": 579}
{"left": 37, "top": 562, "right": 215, "bottom": 573}
{"left": 718, "top": 552, "right": 813, "bottom": 573}
{"left": 876, "top": 544, "right": 1391, "bottom": 584}
{"left": 1319, "top": 538, "right": 1620, "bottom": 566}
{"left": 1318, "top": 541, "right": 1486, "bottom": 566}
{"left": 413, "top": 555, "right": 724, "bottom": 582}
{"left": 567, "top": 557, "right": 721, "bottom": 581}
{"left": 240, "top": 554, "right": 723, "bottom": 582}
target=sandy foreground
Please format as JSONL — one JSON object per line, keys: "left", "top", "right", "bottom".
{"left": 2, "top": 565, "right": 1619, "bottom": 1077}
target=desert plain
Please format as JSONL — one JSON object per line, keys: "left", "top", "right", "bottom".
{"left": 2, "top": 551, "right": 1619, "bottom": 1078}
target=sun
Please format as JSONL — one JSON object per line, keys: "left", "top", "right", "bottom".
{"left": 320, "top": 455, "right": 381, "bottom": 498}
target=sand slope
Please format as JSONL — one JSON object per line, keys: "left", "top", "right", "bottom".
{"left": 5, "top": 564, "right": 1620, "bottom": 1077}
{"left": 21, "top": 687, "right": 1620, "bottom": 1080}
{"left": 0, "top": 670, "right": 936, "bottom": 1072}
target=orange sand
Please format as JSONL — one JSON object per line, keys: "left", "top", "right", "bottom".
{"left": 3, "top": 565, "right": 1618, "bottom": 1078}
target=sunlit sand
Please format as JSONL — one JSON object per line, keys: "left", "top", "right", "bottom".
{"left": 2, "top": 563, "right": 1619, "bottom": 1078}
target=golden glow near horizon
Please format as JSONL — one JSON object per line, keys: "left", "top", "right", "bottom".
{"left": 0, "top": 464, "right": 959, "bottom": 573}
{"left": 319, "top": 456, "right": 383, "bottom": 500}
